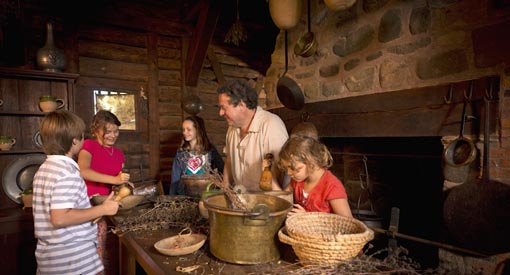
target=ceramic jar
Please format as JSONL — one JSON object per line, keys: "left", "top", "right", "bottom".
{"left": 39, "top": 95, "right": 65, "bottom": 113}
{"left": 324, "top": 0, "right": 357, "bottom": 11}
{"left": 0, "top": 135, "right": 16, "bottom": 151}
{"left": 269, "top": 0, "right": 302, "bottom": 30}
{"left": 36, "top": 22, "right": 67, "bottom": 72}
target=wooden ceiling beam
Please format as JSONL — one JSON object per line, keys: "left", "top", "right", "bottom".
{"left": 207, "top": 46, "right": 226, "bottom": 84}
{"left": 185, "top": 0, "right": 220, "bottom": 86}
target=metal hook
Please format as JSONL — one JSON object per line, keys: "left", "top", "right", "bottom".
{"left": 444, "top": 84, "right": 453, "bottom": 104}
{"left": 300, "top": 112, "right": 310, "bottom": 122}
{"left": 485, "top": 79, "right": 494, "bottom": 101}
{"left": 464, "top": 81, "right": 473, "bottom": 101}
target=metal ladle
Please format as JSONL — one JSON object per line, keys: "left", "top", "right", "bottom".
{"left": 294, "top": 0, "right": 317, "bottom": 57}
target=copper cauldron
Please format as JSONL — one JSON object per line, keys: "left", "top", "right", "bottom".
{"left": 203, "top": 193, "right": 292, "bottom": 264}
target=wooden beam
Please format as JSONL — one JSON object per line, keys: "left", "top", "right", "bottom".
{"left": 185, "top": 0, "right": 220, "bottom": 86}
{"left": 207, "top": 46, "right": 226, "bottom": 84}
{"left": 271, "top": 77, "right": 498, "bottom": 138}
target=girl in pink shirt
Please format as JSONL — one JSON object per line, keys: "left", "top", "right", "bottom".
{"left": 279, "top": 136, "right": 353, "bottom": 218}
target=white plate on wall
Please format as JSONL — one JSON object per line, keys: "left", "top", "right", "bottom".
{"left": 2, "top": 154, "right": 46, "bottom": 204}
{"left": 33, "top": 130, "right": 43, "bottom": 149}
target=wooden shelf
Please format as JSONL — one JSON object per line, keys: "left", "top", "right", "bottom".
{"left": 0, "top": 149, "right": 44, "bottom": 155}
{"left": 0, "top": 111, "right": 46, "bottom": 116}
{"left": 0, "top": 67, "right": 79, "bottom": 81}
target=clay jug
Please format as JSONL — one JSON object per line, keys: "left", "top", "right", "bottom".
{"left": 269, "top": 0, "right": 302, "bottom": 30}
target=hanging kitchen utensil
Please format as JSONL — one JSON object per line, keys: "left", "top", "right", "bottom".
{"left": 442, "top": 82, "right": 477, "bottom": 183}
{"left": 269, "top": 0, "right": 302, "bottom": 30}
{"left": 443, "top": 77, "right": 510, "bottom": 255}
{"left": 290, "top": 112, "right": 318, "bottom": 139}
{"left": 294, "top": 0, "right": 317, "bottom": 57}
{"left": 181, "top": 89, "right": 203, "bottom": 115}
{"left": 353, "top": 156, "right": 383, "bottom": 234}
{"left": 277, "top": 31, "right": 305, "bottom": 111}
{"left": 224, "top": 0, "right": 247, "bottom": 46}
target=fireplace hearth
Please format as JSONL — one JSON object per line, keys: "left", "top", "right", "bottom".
{"left": 322, "top": 136, "right": 445, "bottom": 268}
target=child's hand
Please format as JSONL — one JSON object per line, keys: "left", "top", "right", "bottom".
{"left": 101, "top": 191, "right": 120, "bottom": 216}
{"left": 288, "top": 204, "right": 306, "bottom": 216}
{"left": 116, "top": 171, "right": 130, "bottom": 184}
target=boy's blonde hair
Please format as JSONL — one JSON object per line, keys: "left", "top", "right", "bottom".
{"left": 278, "top": 136, "right": 333, "bottom": 171}
{"left": 40, "top": 110, "right": 86, "bottom": 155}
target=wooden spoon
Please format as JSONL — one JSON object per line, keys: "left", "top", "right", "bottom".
{"left": 92, "top": 185, "right": 132, "bottom": 224}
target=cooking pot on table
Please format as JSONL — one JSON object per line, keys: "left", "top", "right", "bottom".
{"left": 203, "top": 193, "right": 292, "bottom": 264}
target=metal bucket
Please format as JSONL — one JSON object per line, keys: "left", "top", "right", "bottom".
{"left": 203, "top": 193, "right": 292, "bottom": 264}
{"left": 260, "top": 190, "right": 293, "bottom": 204}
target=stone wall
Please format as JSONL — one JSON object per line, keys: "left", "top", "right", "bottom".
{"left": 264, "top": 0, "right": 510, "bottom": 184}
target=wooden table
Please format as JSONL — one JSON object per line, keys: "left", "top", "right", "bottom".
{"left": 117, "top": 227, "right": 300, "bottom": 275}
{"left": 111, "top": 201, "right": 299, "bottom": 275}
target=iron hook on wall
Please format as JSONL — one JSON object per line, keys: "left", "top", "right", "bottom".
{"left": 444, "top": 84, "right": 453, "bottom": 104}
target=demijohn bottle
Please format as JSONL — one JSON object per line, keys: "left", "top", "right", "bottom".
{"left": 259, "top": 153, "right": 274, "bottom": 191}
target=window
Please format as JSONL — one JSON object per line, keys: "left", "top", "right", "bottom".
{"left": 94, "top": 89, "right": 136, "bottom": 130}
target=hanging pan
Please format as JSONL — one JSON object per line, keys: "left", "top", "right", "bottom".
{"left": 442, "top": 82, "right": 477, "bottom": 183}
{"left": 443, "top": 78, "right": 510, "bottom": 255}
{"left": 294, "top": 0, "right": 317, "bottom": 57}
{"left": 277, "top": 30, "right": 305, "bottom": 111}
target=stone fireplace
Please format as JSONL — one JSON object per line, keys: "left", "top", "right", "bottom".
{"left": 262, "top": 0, "right": 510, "bottom": 272}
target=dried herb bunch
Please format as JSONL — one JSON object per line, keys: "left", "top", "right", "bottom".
{"left": 111, "top": 196, "right": 205, "bottom": 236}
{"left": 224, "top": 0, "right": 247, "bottom": 46}
{"left": 208, "top": 167, "right": 247, "bottom": 210}
{"left": 249, "top": 245, "right": 463, "bottom": 275}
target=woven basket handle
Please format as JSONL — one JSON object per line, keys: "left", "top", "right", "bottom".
{"left": 277, "top": 227, "right": 296, "bottom": 245}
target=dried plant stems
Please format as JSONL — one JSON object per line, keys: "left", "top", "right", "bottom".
{"left": 224, "top": 0, "right": 247, "bottom": 46}
{"left": 111, "top": 196, "right": 204, "bottom": 235}
{"left": 208, "top": 167, "right": 247, "bottom": 210}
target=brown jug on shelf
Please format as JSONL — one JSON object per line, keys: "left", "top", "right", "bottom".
{"left": 0, "top": 135, "right": 16, "bottom": 151}
{"left": 260, "top": 153, "right": 274, "bottom": 191}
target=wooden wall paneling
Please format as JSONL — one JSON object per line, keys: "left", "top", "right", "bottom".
{"left": 78, "top": 40, "right": 148, "bottom": 64}
{"left": 147, "top": 32, "right": 161, "bottom": 180}
{"left": 78, "top": 57, "right": 148, "bottom": 81}
{"left": 0, "top": 78, "right": 18, "bottom": 112}
{"left": 158, "top": 86, "right": 182, "bottom": 103}
{"left": 158, "top": 69, "right": 182, "bottom": 86}
{"left": 158, "top": 102, "right": 182, "bottom": 116}
{"left": 155, "top": 34, "right": 185, "bottom": 189}
{"left": 78, "top": 25, "right": 148, "bottom": 48}
{"left": 158, "top": 58, "right": 181, "bottom": 70}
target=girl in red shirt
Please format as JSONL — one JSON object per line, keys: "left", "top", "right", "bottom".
{"left": 279, "top": 136, "right": 353, "bottom": 218}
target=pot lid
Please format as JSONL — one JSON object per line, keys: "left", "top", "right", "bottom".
{"left": 2, "top": 154, "right": 46, "bottom": 204}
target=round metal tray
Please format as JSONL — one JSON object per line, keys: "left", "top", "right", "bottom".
{"left": 2, "top": 154, "right": 46, "bottom": 204}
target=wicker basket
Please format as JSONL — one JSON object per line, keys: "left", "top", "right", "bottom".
{"left": 285, "top": 212, "right": 372, "bottom": 242}
{"left": 279, "top": 212, "right": 374, "bottom": 265}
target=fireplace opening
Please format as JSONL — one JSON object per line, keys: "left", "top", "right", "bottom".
{"left": 322, "top": 136, "right": 445, "bottom": 268}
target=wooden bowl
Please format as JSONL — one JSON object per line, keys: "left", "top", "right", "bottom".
{"left": 154, "top": 228, "right": 207, "bottom": 256}
{"left": 91, "top": 195, "right": 145, "bottom": 210}
{"left": 181, "top": 174, "right": 211, "bottom": 197}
